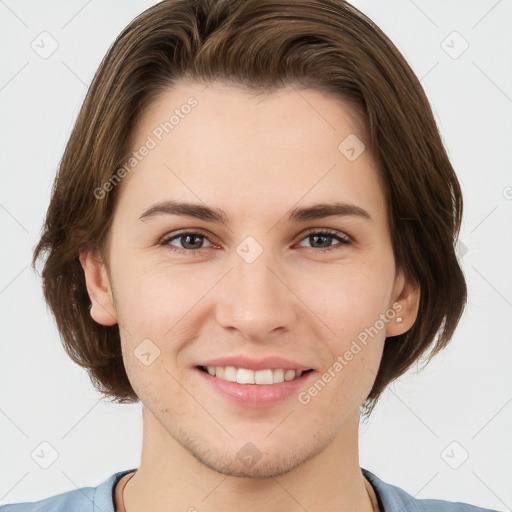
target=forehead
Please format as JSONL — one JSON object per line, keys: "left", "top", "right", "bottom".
{"left": 114, "top": 81, "right": 385, "bottom": 224}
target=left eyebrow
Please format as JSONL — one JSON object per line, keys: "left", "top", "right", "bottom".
{"left": 286, "top": 202, "right": 372, "bottom": 223}
{"left": 139, "top": 200, "right": 372, "bottom": 224}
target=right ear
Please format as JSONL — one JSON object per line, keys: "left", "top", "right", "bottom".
{"left": 79, "top": 248, "right": 118, "bottom": 326}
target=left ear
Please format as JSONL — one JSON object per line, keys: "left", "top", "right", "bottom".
{"left": 386, "top": 270, "right": 420, "bottom": 337}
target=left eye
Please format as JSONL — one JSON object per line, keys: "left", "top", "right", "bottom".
{"left": 160, "top": 229, "right": 351, "bottom": 254}
{"left": 296, "top": 229, "right": 351, "bottom": 251}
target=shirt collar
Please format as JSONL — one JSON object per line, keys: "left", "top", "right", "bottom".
{"left": 362, "top": 467, "right": 425, "bottom": 512}
{"left": 96, "top": 467, "right": 426, "bottom": 512}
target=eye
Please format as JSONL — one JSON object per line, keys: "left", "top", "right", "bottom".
{"left": 159, "top": 230, "right": 214, "bottom": 254}
{"left": 295, "top": 228, "right": 351, "bottom": 252}
{"left": 159, "top": 228, "right": 351, "bottom": 255}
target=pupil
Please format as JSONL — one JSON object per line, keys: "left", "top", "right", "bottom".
{"left": 312, "top": 234, "right": 330, "bottom": 248}
{"left": 183, "top": 234, "right": 202, "bottom": 249}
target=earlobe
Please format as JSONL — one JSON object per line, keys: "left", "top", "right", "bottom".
{"left": 79, "top": 248, "right": 118, "bottom": 326}
{"left": 386, "top": 272, "right": 420, "bottom": 337}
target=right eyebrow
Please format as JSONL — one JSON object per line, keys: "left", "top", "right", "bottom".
{"left": 139, "top": 200, "right": 230, "bottom": 224}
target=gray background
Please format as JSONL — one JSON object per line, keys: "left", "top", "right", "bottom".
{"left": 0, "top": 0, "right": 511, "bottom": 509}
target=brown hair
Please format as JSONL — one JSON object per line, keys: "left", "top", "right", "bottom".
{"left": 32, "top": 0, "right": 466, "bottom": 418}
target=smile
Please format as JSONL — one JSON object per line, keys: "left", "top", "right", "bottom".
{"left": 197, "top": 365, "right": 314, "bottom": 385}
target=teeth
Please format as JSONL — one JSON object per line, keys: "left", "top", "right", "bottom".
{"left": 204, "top": 366, "right": 306, "bottom": 385}
{"left": 285, "top": 369, "right": 296, "bottom": 381}
{"left": 255, "top": 369, "right": 273, "bottom": 385}
{"left": 237, "top": 368, "right": 255, "bottom": 384}
{"left": 273, "top": 369, "right": 284, "bottom": 383}
{"left": 223, "top": 366, "right": 237, "bottom": 382}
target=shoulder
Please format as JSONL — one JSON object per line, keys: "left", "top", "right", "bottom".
{"left": 362, "top": 468, "right": 501, "bottom": 512}
{"left": 0, "top": 469, "right": 136, "bottom": 512}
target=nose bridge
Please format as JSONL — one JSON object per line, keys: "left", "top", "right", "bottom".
{"left": 216, "top": 235, "right": 296, "bottom": 338}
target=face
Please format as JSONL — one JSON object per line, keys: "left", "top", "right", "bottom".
{"left": 82, "top": 81, "right": 418, "bottom": 478}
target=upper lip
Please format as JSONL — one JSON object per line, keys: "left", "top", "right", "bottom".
{"left": 195, "top": 355, "right": 314, "bottom": 372}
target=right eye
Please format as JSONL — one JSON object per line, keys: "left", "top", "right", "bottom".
{"left": 159, "top": 231, "right": 215, "bottom": 254}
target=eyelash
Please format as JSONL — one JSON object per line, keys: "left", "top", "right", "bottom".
{"left": 158, "top": 228, "right": 351, "bottom": 255}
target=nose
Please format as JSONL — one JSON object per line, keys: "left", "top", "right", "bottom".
{"left": 215, "top": 247, "right": 299, "bottom": 342}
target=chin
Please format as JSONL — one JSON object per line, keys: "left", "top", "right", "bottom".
{"left": 175, "top": 424, "right": 333, "bottom": 480}
{"left": 191, "top": 446, "right": 315, "bottom": 479}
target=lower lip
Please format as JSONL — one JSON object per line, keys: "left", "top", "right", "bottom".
{"left": 195, "top": 368, "right": 316, "bottom": 408}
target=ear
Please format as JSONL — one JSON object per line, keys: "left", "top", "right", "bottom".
{"left": 79, "top": 247, "right": 118, "bottom": 326}
{"left": 386, "top": 270, "right": 420, "bottom": 337}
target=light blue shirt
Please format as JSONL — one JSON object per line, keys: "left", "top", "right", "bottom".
{"left": 0, "top": 467, "right": 501, "bottom": 511}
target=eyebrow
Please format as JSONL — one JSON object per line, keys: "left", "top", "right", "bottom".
{"left": 139, "top": 200, "right": 372, "bottom": 224}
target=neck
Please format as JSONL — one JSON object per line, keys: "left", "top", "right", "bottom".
{"left": 122, "top": 406, "right": 374, "bottom": 512}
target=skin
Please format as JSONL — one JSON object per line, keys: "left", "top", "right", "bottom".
{"left": 80, "top": 81, "right": 420, "bottom": 512}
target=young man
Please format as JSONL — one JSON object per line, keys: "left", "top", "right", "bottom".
{"left": 2, "top": 1, "right": 499, "bottom": 511}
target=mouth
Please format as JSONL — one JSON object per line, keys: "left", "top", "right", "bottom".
{"left": 196, "top": 365, "right": 314, "bottom": 385}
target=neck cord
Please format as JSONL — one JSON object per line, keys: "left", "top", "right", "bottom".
{"left": 119, "top": 473, "right": 380, "bottom": 511}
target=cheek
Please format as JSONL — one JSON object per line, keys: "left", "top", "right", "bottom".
{"left": 301, "top": 259, "right": 394, "bottom": 396}
{"left": 110, "top": 253, "right": 208, "bottom": 331}
{"left": 301, "top": 260, "right": 395, "bottom": 337}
